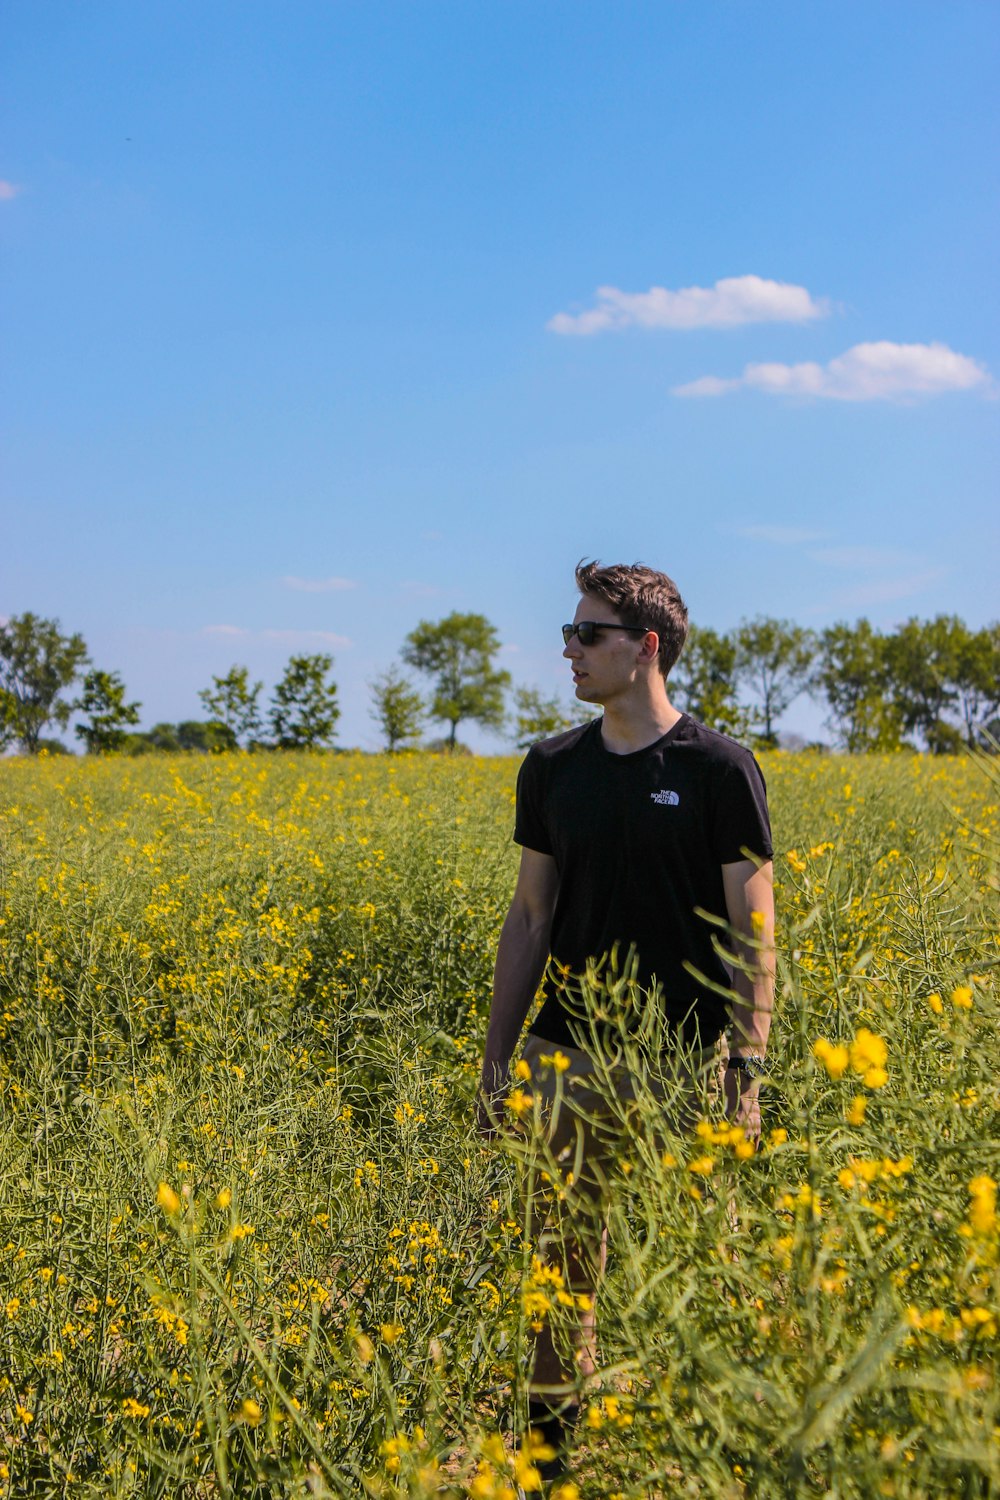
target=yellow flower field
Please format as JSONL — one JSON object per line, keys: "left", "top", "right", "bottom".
{"left": 0, "top": 749, "right": 997, "bottom": 1497}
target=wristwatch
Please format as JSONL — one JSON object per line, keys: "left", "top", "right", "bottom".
{"left": 727, "top": 1054, "right": 770, "bottom": 1081}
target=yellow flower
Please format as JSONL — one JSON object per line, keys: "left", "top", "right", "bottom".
{"left": 813, "top": 1038, "right": 850, "bottom": 1079}
{"left": 967, "top": 1175, "right": 997, "bottom": 1235}
{"left": 551, "top": 1051, "right": 571, "bottom": 1073}
{"left": 215, "top": 1187, "right": 232, "bottom": 1210}
{"left": 927, "top": 992, "right": 944, "bottom": 1014}
{"left": 122, "top": 1397, "right": 151, "bottom": 1419}
{"left": 505, "top": 1088, "right": 532, "bottom": 1119}
{"left": 950, "top": 985, "right": 974, "bottom": 1010}
{"left": 837, "top": 1168, "right": 856, "bottom": 1190}
{"left": 846, "top": 1095, "right": 867, "bottom": 1126}
{"left": 688, "top": 1155, "right": 714, "bottom": 1176}
{"left": 15, "top": 1404, "right": 34, "bottom": 1425}
{"left": 156, "top": 1181, "right": 181, "bottom": 1215}
{"left": 380, "top": 1321, "right": 404, "bottom": 1343}
{"left": 849, "top": 1027, "right": 887, "bottom": 1077}
{"left": 514, "top": 1059, "right": 532, "bottom": 1081}
{"left": 863, "top": 1066, "right": 888, "bottom": 1090}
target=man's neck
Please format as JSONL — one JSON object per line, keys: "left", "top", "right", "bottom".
{"left": 598, "top": 689, "right": 683, "bottom": 755}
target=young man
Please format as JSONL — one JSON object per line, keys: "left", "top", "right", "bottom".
{"left": 477, "top": 561, "right": 775, "bottom": 1479}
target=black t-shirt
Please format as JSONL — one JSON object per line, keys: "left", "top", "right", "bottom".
{"left": 513, "top": 714, "right": 773, "bottom": 1051}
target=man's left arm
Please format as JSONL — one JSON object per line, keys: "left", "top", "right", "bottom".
{"left": 721, "top": 858, "right": 775, "bottom": 1136}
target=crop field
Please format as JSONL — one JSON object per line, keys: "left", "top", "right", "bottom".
{"left": 0, "top": 749, "right": 997, "bottom": 1499}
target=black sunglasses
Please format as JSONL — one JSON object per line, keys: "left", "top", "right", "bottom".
{"left": 562, "top": 621, "right": 651, "bottom": 646}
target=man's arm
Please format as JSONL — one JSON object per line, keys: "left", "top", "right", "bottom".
{"left": 477, "top": 846, "right": 559, "bottom": 1136}
{"left": 721, "top": 857, "right": 775, "bottom": 1135}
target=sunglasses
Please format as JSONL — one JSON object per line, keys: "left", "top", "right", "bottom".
{"left": 562, "top": 621, "right": 651, "bottom": 646}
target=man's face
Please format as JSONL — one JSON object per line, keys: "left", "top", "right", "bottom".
{"left": 563, "top": 597, "right": 653, "bottom": 704}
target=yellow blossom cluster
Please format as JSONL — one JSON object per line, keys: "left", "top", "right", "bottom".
{"left": 814, "top": 1027, "right": 888, "bottom": 1088}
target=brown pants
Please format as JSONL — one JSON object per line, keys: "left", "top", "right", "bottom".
{"left": 518, "top": 1032, "right": 724, "bottom": 1255}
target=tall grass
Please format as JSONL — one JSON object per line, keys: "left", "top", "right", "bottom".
{"left": 0, "top": 750, "right": 996, "bottom": 1497}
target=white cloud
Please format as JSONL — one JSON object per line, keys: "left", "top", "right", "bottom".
{"left": 807, "top": 545, "right": 920, "bottom": 569}
{"left": 805, "top": 568, "right": 950, "bottom": 614}
{"left": 401, "top": 581, "right": 442, "bottom": 597}
{"left": 0, "top": 181, "right": 20, "bottom": 202}
{"left": 281, "top": 575, "right": 356, "bottom": 592}
{"left": 202, "top": 626, "right": 351, "bottom": 647}
{"left": 673, "top": 341, "right": 993, "bottom": 401}
{"left": 733, "top": 524, "right": 832, "bottom": 546}
{"left": 548, "top": 275, "right": 829, "bottom": 335}
{"left": 261, "top": 629, "right": 351, "bottom": 647}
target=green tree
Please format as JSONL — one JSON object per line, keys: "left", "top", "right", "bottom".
{"left": 734, "top": 616, "right": 816, "bottom": 747}
{"left": 0, "top": 612, "right": 89, "bottom": 753}
{"left": 177, "top": 720, "right": 238, "bottom": 753}
{"left": 816, "top": 620, "right": 903, "bottom": 752}
{"left": 401, "top": 612, "right": 510, "bottom": 750}
{"left": 886, "top": 616, "right": 963, "bottom": 752}
{"left": 269, "top": 654, "right": 340, "bottom": 749}
{"left": 671, "top": 625, "right": 752, "bottom": 738}
{"left": 369, "top": 666, "right": 424, "bottom": 751}
{"left": 953, "top": 623, "right": 1000, "bottom": 749}
{"left": 137, "top": 722, "right": 184, "bottom": 753}
{"left": 199, "top": 664, "right": 263, "bottom": 748}
{"left": 513, "top": 685, "right": 578, "bottom": 749}
{"left": 74, "top": 669, "right": 141, "bottom": 754}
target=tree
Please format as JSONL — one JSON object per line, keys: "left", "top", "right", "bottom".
{"left": 886, "top": 616, "right": 962, "bottom": 752}
{"left": 402, "top": 612, "right": 510, "bottom": 750}
{"left": 816, "top": 621, "right": 903, "bottom": 752}
{"left": 199, "top": 665, "right": 263, "bottom": 748}
{"left": 177, "top": 720, "right": 238, "bottom": 753}
{"left": 734, "top": 616, "right": 816, "bottom": 747}
{"left": 269, "top": 654, "right": 340, "bottom": 749}
{"left": 75, "top": 669, "right": 141, "bottom": 754}
{"left": 369, "top": 666, "right": 424, "bottom": 751}
{"left": 671, "top": 625, "right": 752, "bottom": 738}
{"left": 127, "top": 722, "right": 183, "bottom": 754}
{"left": 513, "top": 686, "right": 578, "bottom": 749}
{"left": 953, "top": 623, "right": 1000, "bottom": 749}
{"left": 0, "top": 612, "right": 89, "bottom": 753}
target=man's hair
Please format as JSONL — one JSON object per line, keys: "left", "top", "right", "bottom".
{"left": 575, "top": 560, "right": 689, "bottom": 678}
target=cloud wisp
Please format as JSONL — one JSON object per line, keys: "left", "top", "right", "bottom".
{"left": 0, "top": 181, "right": 20, "bottom": 202}
{"left": 548, "top": 275, "right": 829, "bottom": 336}
{"left": 806, "top": 569, "right": 950, "bottom": 615}
{"left": 807, "top": 545, "right": 922, "bottom": 570}
{"left": 732, "top": 524, "right": 832, "bottom": 546}
{"left": 673, "top": 341, "right": 993, "bottom": 402}
{"left": 202, "top": 626, "right": 351, "bottom": 647}
{"left": 281, "top": 575, "right": 357, "bottom": 593}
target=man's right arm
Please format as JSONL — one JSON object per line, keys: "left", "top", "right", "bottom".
{"left": 477, "top": 846, "right": 559, "bottom": 1135}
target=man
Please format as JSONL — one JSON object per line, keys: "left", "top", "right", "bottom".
{"left": 477, "top": 561, "right": 774, "bottom": 1482}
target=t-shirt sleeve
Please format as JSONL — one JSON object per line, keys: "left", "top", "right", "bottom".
{"left": 711, "top": 752, "right": 774, "bottom": 864}
{"left": 513, "top": 748, "right": 553, "bottom": 855}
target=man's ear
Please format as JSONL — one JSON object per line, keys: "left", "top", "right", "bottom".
{"left": 638, "top": 630, "right": 660, "bottom": 665}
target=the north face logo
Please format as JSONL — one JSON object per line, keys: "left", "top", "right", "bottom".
{"left": 650, "top": 789, "right": 680, "bottom": 806}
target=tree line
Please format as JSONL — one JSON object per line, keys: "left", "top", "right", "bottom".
{"left": 1, "top": 609, "right": 998, "bottom": 757}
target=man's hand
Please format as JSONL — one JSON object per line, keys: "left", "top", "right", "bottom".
{"left": 723, "top": 1065, "right": 761, "bottom": 1139}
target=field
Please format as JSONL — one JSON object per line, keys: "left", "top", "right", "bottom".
{"left": 0, "top": 749, "right": 997, "bottom": 1499}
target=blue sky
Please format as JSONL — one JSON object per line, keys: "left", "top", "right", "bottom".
{"left": 2, "top": 1, "right": 997, "bottom": 748}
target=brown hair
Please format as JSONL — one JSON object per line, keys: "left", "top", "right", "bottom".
{"left": 575, "top": 559, "right": 689, "bottom": 678}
